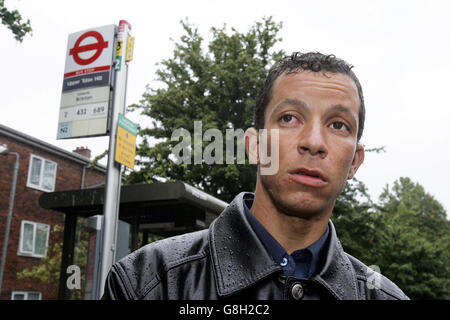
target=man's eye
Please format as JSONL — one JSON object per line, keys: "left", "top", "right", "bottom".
{"left": 280, "top": 114, "right": 294, "bottom": 123}
{"left": 331, "top": 121, "right": 349, "bottom": 131}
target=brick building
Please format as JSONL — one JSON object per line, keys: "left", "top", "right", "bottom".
{"left": 0, "top": 123, "right": 105, "bottom": 300}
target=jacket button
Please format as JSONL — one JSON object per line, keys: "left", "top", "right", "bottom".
{"left": 291, "top": 283, "right": 304, "bottom": 300}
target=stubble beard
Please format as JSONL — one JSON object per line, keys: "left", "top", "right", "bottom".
{"left": 259, "top": 172, "right": 337, "bottom": 221}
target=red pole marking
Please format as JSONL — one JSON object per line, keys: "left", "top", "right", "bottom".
{"left": 69, "top": 31, "right": 109, "bottom": 66}
{"left": 118, "top": 20, "right": 132, "bottom": 32}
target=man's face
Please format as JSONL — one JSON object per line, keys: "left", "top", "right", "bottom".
{"left": 258, "top": 70, "right": 364, "bottom": 218}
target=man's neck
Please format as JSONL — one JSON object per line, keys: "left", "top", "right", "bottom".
{"left": 250, "top": 180, "right": 332, "bottom": 254}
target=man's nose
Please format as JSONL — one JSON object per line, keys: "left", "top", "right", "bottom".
{"left": 297, "top": 120, "right": 328, "bottom": 158}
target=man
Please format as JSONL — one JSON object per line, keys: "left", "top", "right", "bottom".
{"left": 102, "top": 52, "right": 409, "bottom": 300}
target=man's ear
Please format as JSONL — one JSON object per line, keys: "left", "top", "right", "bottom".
{"left": 347, "top": 143, "right": 365, "bottom": 180}
{"left": 244, "top": 127, "right": 259, "bottom": 165}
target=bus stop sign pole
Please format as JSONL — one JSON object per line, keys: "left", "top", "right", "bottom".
{"left": 96, "top": 20, "right": 132, "bottom": 299}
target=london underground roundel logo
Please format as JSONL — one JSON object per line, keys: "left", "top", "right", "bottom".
{"left": 69, "top": 31, "right": 109, "bottom": 66}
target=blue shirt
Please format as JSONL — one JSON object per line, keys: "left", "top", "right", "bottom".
{"left": 243, "top": 198, "right": 329, "bottom": 279}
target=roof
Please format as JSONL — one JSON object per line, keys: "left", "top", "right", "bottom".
{"left": 39, "top": 180, "right": 229, "bottom": 235}
{"left": 0, "top": 123, "right": 106, "bottom": 172}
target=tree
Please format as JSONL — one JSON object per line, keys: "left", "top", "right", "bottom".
{"left": 372, "top": 177, "right": 450, "bottom": 299}
{"left": 378, "top": 177, "right": 448, "bottom": 241}
{"left": 332, "top": 178, "right": 386, "bottom": 267}
{"left": 0, "top": 0, "right": 32, "bottom": 42}
{"left": 333, "top": 176, "right": 450, "bottom": 299}
{"left": 127, "top": 16, "right": 284, "bottom": 202}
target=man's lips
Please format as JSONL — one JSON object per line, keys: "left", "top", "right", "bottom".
{"left": 288, "top": 167, "right": 328, "bottom": 188}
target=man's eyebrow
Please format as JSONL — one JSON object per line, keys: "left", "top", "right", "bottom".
{"left": 281, "top": 98, "right": 309, "bottom": 109}
{"left": 328, "top": 104, "right": 357, "bottom": 120}
{"left": 269, "top": 98, "right": 310, "bottom": 116}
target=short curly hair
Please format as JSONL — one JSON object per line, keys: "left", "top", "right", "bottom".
{"left": 254, "top": 51, "right": 365, "bottom": 141}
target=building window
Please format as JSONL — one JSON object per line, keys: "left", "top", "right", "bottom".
{"left": 27, "top": 154, "right": 57, "bottom": 192}
{"left": 11, "top": 291, "right": 42, "bottom": 300}
{"left": 18, "top": 221, "right": 50, "bottom": 258}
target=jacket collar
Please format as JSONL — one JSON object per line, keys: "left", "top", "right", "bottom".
{"left": 311, "top": 220, "right": 359, "bottom": 300}
{"left": 209, "top": 192, "right": 359, "bottom": 300}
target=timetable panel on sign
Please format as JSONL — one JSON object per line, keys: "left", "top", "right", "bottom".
{"left": 59, "top": 102, "right": 109, "bottom": 122}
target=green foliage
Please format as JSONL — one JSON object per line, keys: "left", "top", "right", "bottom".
{"left": 127, "top": 16, "right": 285, "bottom": 202}
{"left": 333, "top": 178, "right": 386, "bottom": 266}
{"left": 0, "top": 0, "right": 32, "bottom": 42}
{"left": 89, "top": 149, "right": 108, "bottom": 169}
{"left": 69, "top": 218, "right": 89, "bottom": 300}
{"left": 378, "top": 177, "right": 448, "bottom": 241}
{"left": 17, "top": 225, "right": 63, "bottom": 285}
{"left": 376, "top": 177, "right": 450, "bottom": 299}
{"left": 16, "top": 219, "right": 90, "bottom": 300}
{"left": 334, "top": 177, "right": 450, "bottom": 300}
{"left": 363, "top": 146, "right": 386, "bottom": 154}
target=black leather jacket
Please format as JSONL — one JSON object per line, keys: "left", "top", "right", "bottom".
{"left": 102, "top": 192, "right": 409, "bottom": 300}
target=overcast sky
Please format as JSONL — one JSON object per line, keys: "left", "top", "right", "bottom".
{"left": 1, "top": 0, "right": 449, "bottom": 216}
